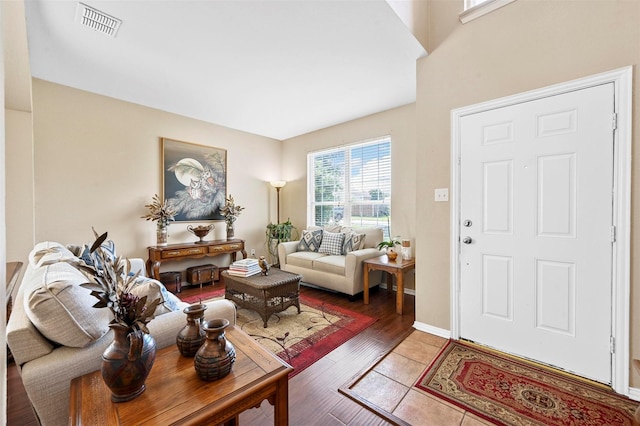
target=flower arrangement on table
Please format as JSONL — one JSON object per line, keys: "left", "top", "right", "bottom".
{"left": 142, "top": 194, "right": 177, "bottom": 245}
{"left": 220, "top": 194, "right": 244, "bottom": 239}
{"left": 64, "top": 228, "right": 161, "bottom": 401}
{"left": 69, "top": 229, "right": 161, "bottom": 333}
{"left": 141, "top": 194, "right": 177, "bottom": 227}
{"left": 220, "top": 194, "right": 244, "bottom": 225}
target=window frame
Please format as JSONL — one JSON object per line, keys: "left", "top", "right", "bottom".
{"left": 460, "top": 0, "right": 517, "bottom": 24}
{"left": 307, "top": 136, "right": 392, "bottom": 236}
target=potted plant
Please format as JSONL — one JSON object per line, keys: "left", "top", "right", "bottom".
{"left": 266, "top": 219, "right": 297, "bottom": 266}
{"left": 377, "top": 238, "right": 401, "bottom": 260}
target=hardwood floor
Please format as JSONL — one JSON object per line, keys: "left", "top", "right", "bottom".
{"left": 7, "top": 281, "right": 415, "bottom": 425}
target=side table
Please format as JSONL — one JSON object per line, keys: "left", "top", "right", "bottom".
{"left": 363, "top": 256, "right": 415, "bottom": 315}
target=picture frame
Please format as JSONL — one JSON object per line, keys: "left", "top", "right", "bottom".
{"left": 162, "top": 137, "right": 227, "bottom": 222}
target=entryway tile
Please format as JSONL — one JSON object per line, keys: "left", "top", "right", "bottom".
{"left": 374, "top": 352, "right": 427, "bottom": 387}
{"left": 350, "top": 370, "right": 408, "bottom": 413}
{"left": 393, "top": 389, "right": 465, "bottom": 426}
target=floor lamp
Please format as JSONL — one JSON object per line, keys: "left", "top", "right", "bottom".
{"left": 270, "top": 180, "right": 286, "bottom": 223}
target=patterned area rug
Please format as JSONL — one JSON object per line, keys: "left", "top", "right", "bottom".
{"left": 416, "top": 340, "right": 639, "bottom": 426}
{"left": 179, "top": 288, "right": 377, "bottom": 377}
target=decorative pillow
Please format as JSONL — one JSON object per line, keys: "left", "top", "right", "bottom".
{"left": 25, "top": 262, "right": 111, "bottom": 347}
{"left": 342, "top": 232, "right": 365, "bottom": 254}
{"left": 318, "top": 231, "right": 345, "bottom": 256}
{"left": 297, "top": 229, "right": 323, "bottom": 252}
{"left": 79, "top": 239, "right": 117, "bottom": 270}
{"left": 29, "top": 242, "right": 77, "bottom": 268}
{"left": 130, "top": 277, "right": 180, "bottom": 316}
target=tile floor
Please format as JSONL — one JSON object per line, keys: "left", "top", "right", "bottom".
{"left": 349, "top": 330, "right": 493, "bottom": 426}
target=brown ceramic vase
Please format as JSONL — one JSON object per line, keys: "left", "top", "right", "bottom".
{"left": 176, "top": 303, "right": 207, "bottom": 357}
{"left": 101, "top": 325, "right": 157, "bottom": 402}
{"left": 194, "top": 318, "right": 236, "bottom": 381}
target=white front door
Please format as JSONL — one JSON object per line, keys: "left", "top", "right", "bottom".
{"left": 458, "top": 83, "right": 615, "bottom": 384}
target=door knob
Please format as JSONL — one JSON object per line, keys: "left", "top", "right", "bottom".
{"left": 462, "top": 236, "right": 472, "bottom": 244}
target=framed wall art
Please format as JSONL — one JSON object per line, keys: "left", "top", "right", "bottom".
{"left": 162, "top": 137, "right": 227, "bottom": 221}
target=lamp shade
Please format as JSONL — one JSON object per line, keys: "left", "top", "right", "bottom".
{"left": 270, "top": 180, "right": 287, "bottom": 189}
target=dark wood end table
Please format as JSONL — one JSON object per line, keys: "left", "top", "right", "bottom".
{"left": 69, "top": 325, "right": 293, "bottom": 425}
{"left": 223, "top": 268, "right": 302, "bottom": 328}
{"left": 363, "top": 256, "right": 415, "bottom": 315}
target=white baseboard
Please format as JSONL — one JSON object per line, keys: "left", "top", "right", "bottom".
{"left": 413, "top": 321, "right": 451, "bottom": 339}
{"left": 628, "top": 386, "right": 640, "bottom": 402}
{"left": 379, "top": 283, "right": 416, "bottom": 296}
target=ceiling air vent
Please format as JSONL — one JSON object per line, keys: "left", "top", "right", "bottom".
{"left": 75, "top": 3, "right": 121, "bottom": 37}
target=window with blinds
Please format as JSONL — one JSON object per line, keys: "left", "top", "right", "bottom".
{"left": 307, "top": 136, "right": 391, "bottom": 237}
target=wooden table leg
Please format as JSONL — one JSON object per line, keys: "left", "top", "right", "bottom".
{"left": 274, "top": 376, "right": 289, "bottom": 425}
{"left": 395, "top": 271, "right": 404, "bottom": 315}
{"left": 363, "top": 264, "right": 371, "bottom": 305}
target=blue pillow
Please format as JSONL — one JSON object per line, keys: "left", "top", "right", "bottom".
{"left": 80, "top": 240, "right": 117, "bottom": 270}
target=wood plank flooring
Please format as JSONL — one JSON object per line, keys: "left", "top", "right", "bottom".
{"left": 7, "top": 282, "right": 415, "bottom": 425}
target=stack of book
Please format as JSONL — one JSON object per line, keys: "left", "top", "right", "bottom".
{"left": 227, "top": 258, "right": 261, "bottom": 277}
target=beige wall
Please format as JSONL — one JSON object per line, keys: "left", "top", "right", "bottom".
{"left": 5, "top": 109, "right": 33, "bottom": 264}
{"left": 416, "top": 0, "right": 640, "bottom": 383}
{"left": 26, "top": 79, "right": 282, "bottom": 267}
{"left": 281, "top": 103, "right": 417, "bottom": 290}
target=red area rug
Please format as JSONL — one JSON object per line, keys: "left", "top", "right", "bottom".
{"left": 179, "top": 288, "right": 376, "bottom": 377}
{"left": 416, "top": 340, "right": 639, "bottom": 426}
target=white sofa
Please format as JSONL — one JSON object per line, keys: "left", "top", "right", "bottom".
{"left": 278, "top": 226, "right": 384, "bottom": 297}
{"left": 6, "top": 241, "right": 236, "bottom": 426}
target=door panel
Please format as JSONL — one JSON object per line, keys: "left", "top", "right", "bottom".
{"left": 459, "top": 83, "right": 614, "bottom": 384}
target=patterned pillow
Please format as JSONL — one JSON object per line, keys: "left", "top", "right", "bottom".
{"left": 80, "top": 240, "right": 117, "bottom": 270}
{"left": 342, "top": 232, "right": 365, "bottom": 254}
{"left": 319, "top": 231, "right": 345, "bottom": 256}
{"left": 298, "top": 229, "right": 323, "bottom": 252}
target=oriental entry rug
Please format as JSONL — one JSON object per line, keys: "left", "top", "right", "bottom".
{"left": 179, "top": 288, "right": 377, "bottom": 377}
{"left": 416, "top": 340, "right": 639, "bottom": 426}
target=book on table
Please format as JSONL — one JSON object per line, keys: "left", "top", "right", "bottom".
{"left": 228, "top": 259, "right": 261, "bottom": 277}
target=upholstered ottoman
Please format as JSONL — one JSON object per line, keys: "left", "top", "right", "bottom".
{"left": 223, "top": 268, "right": 302, "bottom": 328}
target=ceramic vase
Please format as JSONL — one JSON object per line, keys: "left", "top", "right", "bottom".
{"left": 176, "top": 303, "right": 207, "bottom": 357}
{"left": 387, "top": 248, "right": 398, "bottom": 261}
{"left": 156, "top": 221, "right": 168, "bottom": 246}
{"left": 101, "top": 325, "right": 157, "bottom": 402}
{"left": 226, "top": 222, "right": 234, "bottom": 240}
{"left": 194, "top": 319, "right": 236, "bottom": 381}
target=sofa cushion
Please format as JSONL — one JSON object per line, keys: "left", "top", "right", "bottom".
{"left": 287, "top": 251, "right": 328, "bottom": 269}
{"left": 341, "top": 227, "right": 383, "bottom": 249}
{"left": 319, "top": 231, "right": 345, "bottom": 255}
{"left": 342, "top": 232, "right": 365, "bottom": 254}
{"left": 29, "top": 242, "right": 77, "bottom": 268}
{"left": 25, "top": 262, "right": 112, "bottom": 347}
{"left": 313, "top": 255, "right": 346, "bottom": 276}
{"left": 297, "top": 229, "right": 323, "bottom": 252}
{"left": 130, "top": 277, "right": 181, "bottom": 316}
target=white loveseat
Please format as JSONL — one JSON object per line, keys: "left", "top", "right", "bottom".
{"left": 278, "top": 226, "right": 384, "bottom": 297}
{"left": 6, "top": 241, "right": 236, "bottom": 426}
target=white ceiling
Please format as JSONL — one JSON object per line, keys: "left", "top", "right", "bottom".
{"left": 24, "top": 0, "right": 426, "bottom": 140}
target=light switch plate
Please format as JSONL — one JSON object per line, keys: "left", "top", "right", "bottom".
{"left": 435, "top": 188, "right": 449, "bottom": 202}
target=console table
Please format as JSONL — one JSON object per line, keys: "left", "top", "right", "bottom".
{"left": 146, "top": 239, "right": 246, "bottom": 281}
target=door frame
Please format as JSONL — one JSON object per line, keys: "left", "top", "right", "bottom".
{"left": 450, "top": 67, "right": 632, "bottom": 395}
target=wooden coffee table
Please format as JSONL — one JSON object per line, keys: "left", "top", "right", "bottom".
{"left": 69, "top": 325, "right": 292, "bottom": 425}
{"left": 223, "top": 268, "right": 302, "bottom": 328}
{"left": 363, "top": 255, "right": 415, "bottom": 315}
